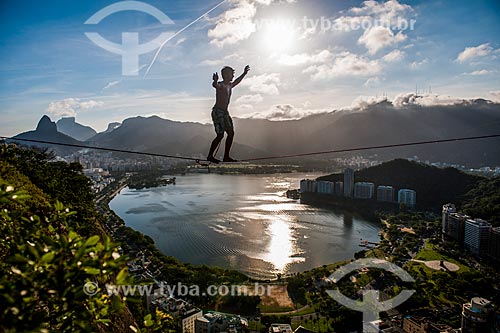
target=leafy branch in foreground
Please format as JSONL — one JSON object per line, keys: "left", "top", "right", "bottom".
{"left": 0, "top": 184, "right": 175, "bottom": 332}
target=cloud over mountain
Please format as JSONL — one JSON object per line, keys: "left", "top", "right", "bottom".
{"left": 47, "top": 98, "right": 104, "bottom": 118}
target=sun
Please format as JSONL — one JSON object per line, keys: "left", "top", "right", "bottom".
{"left": 260, "top": 18, "right": 297, "bottom": 53}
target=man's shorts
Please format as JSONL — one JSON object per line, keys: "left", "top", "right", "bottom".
{"left": 211, "top": 106, "right": 234, "bottom": 135}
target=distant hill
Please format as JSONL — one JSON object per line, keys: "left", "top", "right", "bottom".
{"left": 86, "top": 115, "right": 266, "bottom": 159}
{"left": 56, "top": 117, "right": 97, "bottom": 141}
{"left": 11, "top": 115, "right": 83, "bottom": 155}
{"left": 86, "top": 122, "right": 121, "bottom": 142}
{"left": 308, "top": 100, "right": 500, "bottom": 166}
{"left": 317, "top": 159, "right": 483, "bottom": 208}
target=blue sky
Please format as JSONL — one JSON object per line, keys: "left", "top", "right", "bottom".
{"left": 1, "top": 0, "right": 499, "bottom": 136}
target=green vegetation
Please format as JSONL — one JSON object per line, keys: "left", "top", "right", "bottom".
{"left": 258, "top": 304, "right": 294, "bottom": 313}
{"left": 124, "top": 170, "right": 176, "bottom": 190}
{"left": 291, "top": 317, "right": 334, "bottom": 332}
{"left": 462, "top": 176, "right": 500, "bottom": 226}
{"left": 0, "top": 144, "right": 176, "bottom": 332}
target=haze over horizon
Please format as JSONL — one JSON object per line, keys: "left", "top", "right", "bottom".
{"left": 1, "top": 0, "right": 500, "bottom": 136}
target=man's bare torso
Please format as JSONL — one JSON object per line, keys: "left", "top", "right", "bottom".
{"left": 214, "top": 82, "right": 232, "bottom": 111}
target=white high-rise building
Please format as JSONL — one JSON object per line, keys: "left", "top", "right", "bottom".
{"left": 354, "top": 182, "right": 374, "bottom": 199}
{"left": 377, "top": 186, "right": 394, "bottom": 202}
{"left": 317, "top": 181, "right": 334, "bottom": 194}
{"left": 464, "top": 218, "right": 491, "bottom": 256}
{"left": 334, "top": 181, "right": 344, "bottom": 196}
{"left": 461, "top": 297, "right": 495, "bottom": 333}
{"left": 343, "top": 168, "right": 354, "bottom": 198}
{"left": 398, "top": 189, "right": 416, "bottom": 206}
{"left": 442, "top": 203, "right": 457, "bottom": 235}
{"left": 300, "top": 179, "right": 317, "bottom": 193}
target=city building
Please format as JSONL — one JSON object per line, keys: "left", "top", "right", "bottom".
{"left": 398, "top": 189, "right": 416, "bottom": 206}
{"left": 464, "top": 218, "right": 492, "bottom": 256}
{"left": 461, "top": 297, "right": 495, "bottom": 333}
{"left": 334, "top": 181, "right": 343, "bottom": 196}
{"left": 354, "top": 182, "right": 375, "bottom": 199}
{"left": 269, "top": 324, "right": 293, "bottom": 333}
{"left": 402, "top": 315, "right": 455, "bottom": 333}
{"left": 317, "top": 181, "right": 334, "bottom": 194}
{"left": 195, "top": 316, "right": 211, "bottom": 333}
{"left": 343, "top": 168, "right": 354, "bottom": 198}
{"left": 442, "top": 203, "right": 457, "bottom": 235}
{"left": 444, "top": 213, "right": 468, "bottom": 243}
{"left": 402, "top": 315, "right": 428, "bottom": 333}
{"left": 195, "top": 312, "right": 247, "bottom": 333}
{"left": 300, "top": 179, "right": 317, "bottom": 193}
{"left": 377, "top": 185, "right": 394, "bottom": 202}
{"left": 489, "top": 227, "right": 500, "bottom": 261}
{"left": 181, "top": 308, "right": 203, "bottom": 333}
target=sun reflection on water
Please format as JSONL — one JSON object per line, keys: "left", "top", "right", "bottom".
{"left": 264, "top": 217, "right": 305, "bottom": 272}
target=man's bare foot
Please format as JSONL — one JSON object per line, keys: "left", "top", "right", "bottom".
{"left": 223, "top": 157, "right": 238, "bottom": 162}
{"left": 207, "top": 156, "right": 221, "bottom": 164}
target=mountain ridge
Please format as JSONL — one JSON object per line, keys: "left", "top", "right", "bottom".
{"left": 11, "top": 99, "right": 500, "bottom": 166}
{"left": 56, "top": 117, "right": 97, "bottom": 141}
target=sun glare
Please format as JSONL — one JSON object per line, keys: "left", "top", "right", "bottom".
{"left": 260, "top": 18, "right": 297, "bottom": 53}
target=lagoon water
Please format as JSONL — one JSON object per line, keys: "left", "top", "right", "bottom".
{"left": 109, "top": 173, "right": 381, "bottom": 279}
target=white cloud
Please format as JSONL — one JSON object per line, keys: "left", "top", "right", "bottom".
{"left": 349, "top": 95, "right": 388, "bottom": 109}
{"left": 235, "top": 94, "right": 264, "bottom": 104}
{"left": 489, "top": 90, "right": 500, "bottom": 102}
{"left": 201, "top": 59, "right": 224, "bottom": 66}
{"left": 382, "top": 49, "right": 405, "bottom": 62}
{"left": 456, "top": 43, "right": 494, "bottom": 63}
{"left": 409, "top": 58, "right": 428, "bottom": 69}
{"left": 348, "top": 0, "right": 414, "bottom": 26}
{"left": 103, "top": 80, "right": 121, "bottom": 90}
{"left": 201, "top": 53, "right": 245, "bottom": 67}
{"left": 346, "top": 93, "right": 484, "bottom": 110}
{"left": 334, "top": 0, "right": 414, "bottom": 54}
{"left": 364, "top": 77, "right": 381, "bottom": 87}
{"left": 175, "top": 37, "right": 187, "bottom": 46}
{"left": 463, "top": 69, "right": 492, "bottom": 76}
{"left": 393, "top": 93, "right": 465, "bottom": 107}
{"left": 241, "top": 73, "right": 281, "bottom": 95}
{"left": 208, "top": 1, "right": 257, "bottom": 47}
{"left": 208, "top": 0, "right": 295, "bottom": 47}
{"left": 47, "top": 98, "right": 104, "bottom": 118}
{"left": 250, "top": 104, "right": 327, "bottom": 120}
{"left": 276, "top": 50, "right": 333, "bottom": 66}
{"left": 303, "top": 52, "right": 381, "bottom": 79}
{"left": 358, "top": 26, "right": 406, "bottom": 54}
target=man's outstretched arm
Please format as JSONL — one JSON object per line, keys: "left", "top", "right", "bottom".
{"left": 212, "top": 72, "right": 219, "bottom": 88}
{"left": 232, "top": 65, "right": 250, "bottom": 87}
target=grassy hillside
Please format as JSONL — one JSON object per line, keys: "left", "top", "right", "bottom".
{"left": 317, "top": 159, "right": 483, "bottom": 208}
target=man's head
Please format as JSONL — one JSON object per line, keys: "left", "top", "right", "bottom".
{"left": 221, "top": 66, "right": 235, "bottom": 82}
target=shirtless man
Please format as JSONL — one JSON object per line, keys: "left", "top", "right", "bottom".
{"left": 207, "top": 65, "right": 250, "bottom": 164}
